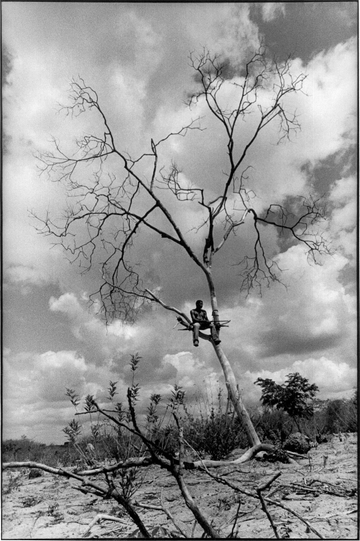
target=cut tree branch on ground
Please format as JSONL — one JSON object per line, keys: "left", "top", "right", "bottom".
{"left": 191, "top": 458, "right": 325, "bottom": 540}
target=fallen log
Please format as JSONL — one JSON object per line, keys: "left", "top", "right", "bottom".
{"left": 3, "top": 442, "right": 302, "bottom": 477}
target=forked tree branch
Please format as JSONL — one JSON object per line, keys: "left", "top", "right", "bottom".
{"left": 238, "top": 198, "right": 330, "bottom": 294}
{"left": 188, "top": 47, "right": 306, "bottom": 223}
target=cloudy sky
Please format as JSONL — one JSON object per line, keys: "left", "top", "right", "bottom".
{"left": 3, "top": 3, "right": 357, "bottom": 444}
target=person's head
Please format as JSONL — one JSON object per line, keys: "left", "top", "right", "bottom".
{"left": 195, "top": 300, "right": 203, "bottom": 309}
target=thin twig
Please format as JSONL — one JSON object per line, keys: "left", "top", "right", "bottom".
{"left": 265, "top": 497, "right": 324, "bottom": 539}
{"left": 82, "top": 513, "right": 127, "bottom": 537}
{"left": 256, "top": 472, "right": 282, "bottom": 539}
{"left": 134, "top": 493, "right": 189, "bottom": 538}
{"left": 230, "top": 499, "right": 242, "bottom": 538}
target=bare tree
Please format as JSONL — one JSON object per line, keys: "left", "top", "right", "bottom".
{"left": 34, "top": 46, "right": 329, "bottom": 453}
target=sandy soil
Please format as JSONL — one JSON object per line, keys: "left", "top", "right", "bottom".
{"left": 2, "top": 433, "right": 358, "bottom": 539}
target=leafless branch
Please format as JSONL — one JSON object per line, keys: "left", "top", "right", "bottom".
{"left": 256, "top": 473, "right": 282, "bottom": 539}
{"left": 237, "top": 198, "right": 330, "bottom": 295}
{"left": 188, "top": 47, "right": 307, "bottom": 224}
{"left": 3, "top": 460, "right": 152, "bottom": 537}
{"left": 145, "top": 289, "right": 192, "bottom": 325}
{"left": 34, "top": 79, "right": 211, "bottom": 321}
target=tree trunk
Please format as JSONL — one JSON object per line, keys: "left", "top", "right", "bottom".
{"left": 212, "top": 343, "right": 260, "bottom": 446}
{"left": 205, "top": 270, "right": 261, "bottom": 447}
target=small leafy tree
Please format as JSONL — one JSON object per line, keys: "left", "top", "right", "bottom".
{"left": 255, "top": 372, "right": 319, "bottom": 433}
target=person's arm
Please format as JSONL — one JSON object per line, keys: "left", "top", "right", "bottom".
{"left": 201, "top": 310, "right": 209, "bottom": 322}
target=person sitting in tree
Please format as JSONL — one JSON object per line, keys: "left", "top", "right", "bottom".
{"left": 190, "top": 300, "right": 221, "bottom": 347}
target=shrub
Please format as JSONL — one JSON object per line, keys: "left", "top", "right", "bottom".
{"left": 323, "top": 398, "right": 358, "bottom": 434}
{"left": 253, "top": 407, "right": 292, "bottom": 444}
{"left": 188, "top": 409, "right": 247, "bottom": 460}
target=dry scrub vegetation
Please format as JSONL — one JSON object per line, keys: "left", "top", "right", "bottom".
{"left": 2, "top": 358, "right": 358, "bottom": 539}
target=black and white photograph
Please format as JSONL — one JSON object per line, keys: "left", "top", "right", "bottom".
{"left": 2, "top": 2, "right": 358, "bottom": 539}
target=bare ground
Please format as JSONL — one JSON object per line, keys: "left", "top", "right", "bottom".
{"left": 2, "top": 433, "right": 358, "bottom": 539}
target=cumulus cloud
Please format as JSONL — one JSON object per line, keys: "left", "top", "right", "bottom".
{"left": 4, "top": 349, "right": 87, "bottom": 403}
{"left": 49, "top": 292, "right": 83, "bottom": 317}
{"left": 248, "top": 357, "right": 356, "bottom": 400}
{"left": 2, "top": 346, "right": 131, "bottom": 443}
{"left": 3, "top": 14, "right": 356, "bottom": 308}
{"left": 328, "top": 175, "right": 357, "bottom": 258}
{"left": 48, "top": 292, "right": 141, "bottom": 363}
{"left": 261, "top": 3, "right": 286, "bottom": 22}
{"left": 299, "top": 39, "right": 356, "bottom": 162}
{"left": 161, "top": 351, "right": 218, "bottom": 389}
{"left": 3, "top": 348, "right": 87, "bottom": 441}
{"left": 256, "top": 247, "right": 355, "bottom": 359}
{"left": 3, "top": 4, "right": 357, "bottom": 444}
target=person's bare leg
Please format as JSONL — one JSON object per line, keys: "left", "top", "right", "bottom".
{"left": 193, "top": 323, "right": 200, "bottom": 346}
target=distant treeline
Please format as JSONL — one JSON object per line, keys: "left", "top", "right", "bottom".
{"left": 2, "top": 439, "right": 78, "bottom": 466}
